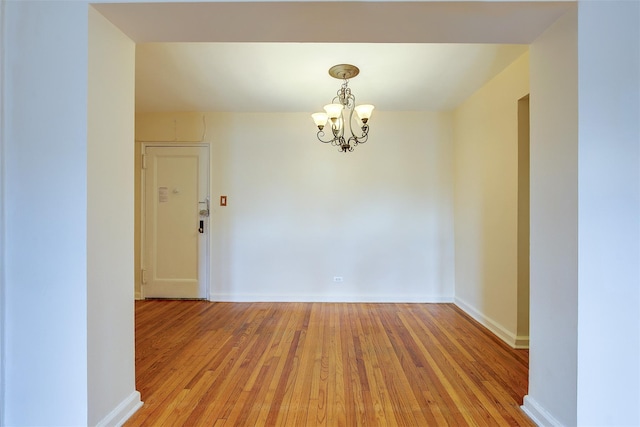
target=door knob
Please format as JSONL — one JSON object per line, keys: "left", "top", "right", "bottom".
{"left": 199, "top": 198, "right": 210, "bottom": 217}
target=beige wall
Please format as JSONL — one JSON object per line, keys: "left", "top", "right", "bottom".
{"left": 453, "top": 52, "right": 530, "bottom": 348}
{"left": 136, "top": 110, "right": 455, "bottom": 302}
{"left": 87, "top": 7, "right": 140, "bottom": 425}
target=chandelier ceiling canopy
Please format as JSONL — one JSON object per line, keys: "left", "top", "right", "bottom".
{"left": 311, "top": 64, "right": 374, "bottom": 153}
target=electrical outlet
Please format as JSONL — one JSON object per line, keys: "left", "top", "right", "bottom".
{"left": 333, "top": 276, "right": 343, "bottom": 282}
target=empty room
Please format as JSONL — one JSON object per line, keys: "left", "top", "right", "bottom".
{"left": 2, "top": 1, "right": 638, "bottom": 426}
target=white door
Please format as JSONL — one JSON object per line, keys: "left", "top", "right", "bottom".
{"left": 142, "top": 145, "right": 209, "bottom": 299}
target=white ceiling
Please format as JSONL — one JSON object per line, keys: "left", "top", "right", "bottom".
{"left": 135, "top": 42, "right": 529, "bottom": 112}
{"left": 95, "top": 2, "right": 573, "bottom": 113}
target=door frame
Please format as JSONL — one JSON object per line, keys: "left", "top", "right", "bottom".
{"left": 140, "top": 142, "right": 212, "bottom": 300}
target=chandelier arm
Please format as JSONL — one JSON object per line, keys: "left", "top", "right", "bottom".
{"left": 317, "top": 131, "right": 351, "bottom": 150}
{"left": 316, "top": 130, "right": 338, "bottom": 145}
{"left": 356, "top": 123, "right": 370, "bottom": 144}
{"left": 338, "top": 135, "right": 351, "bottom": 152}
{"left": 347, "top": 96, "right": 358, "bottom": 140}
{"left": 345, "top": 93, "right": 369, "bottom": 146}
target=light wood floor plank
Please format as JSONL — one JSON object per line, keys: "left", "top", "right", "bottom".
{"left": 125, "top": 301, "right": 533, "bottom": 426}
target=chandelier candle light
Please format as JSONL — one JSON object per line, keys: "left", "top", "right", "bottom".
{"left": 311, "top": 64, "right": 374, "bottom": 153}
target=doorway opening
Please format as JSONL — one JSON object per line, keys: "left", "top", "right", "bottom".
{"left": 517, "top": 94, "right": 530, "bottom": 345}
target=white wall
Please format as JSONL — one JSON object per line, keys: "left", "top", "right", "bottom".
{"left": 0, "top": 0, "right": 5, "bottom": 422}
{"left": 525, "top": 9, "right": 578, "bottom": 427}
{"left": 136, "top": 111, "right": 456, "bottom": 302}
{"left": 576, "top": 1, "right": 640, "bottom": 425}
{"left": 3, "top": 2, "right": 89, "bottom": 424}
{"left": 88, "top": 7, "right": 141, "bottom": 426}
{"left": 453, "top": 52, "right": 529, "bottom": 348}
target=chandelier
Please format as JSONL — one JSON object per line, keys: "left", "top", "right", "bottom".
{"left": 311, "top": 64, "right": 374, "bottom": 153}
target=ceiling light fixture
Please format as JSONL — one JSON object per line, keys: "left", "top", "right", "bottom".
{"left": 311, "top": 64, "right": 374, "bottom": 153}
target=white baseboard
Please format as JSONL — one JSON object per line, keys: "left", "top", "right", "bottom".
{"left": 521, "top": 395, "right": 564, "bottom": 426}
{"left": 514, "top": 334, "right": 530, "bottom": 349}
{"left": 454, "top": 297, "right": 529, "bottom": 349}
{"left": 95, "top": 390, "right": 143, "bottom": 427}
{"left": 209, "top": 293, "right": 454, "bottom": 303}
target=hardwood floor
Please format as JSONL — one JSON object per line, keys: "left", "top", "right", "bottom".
{"left": 126, "top": 301, "right": 533, "bottom": 426}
